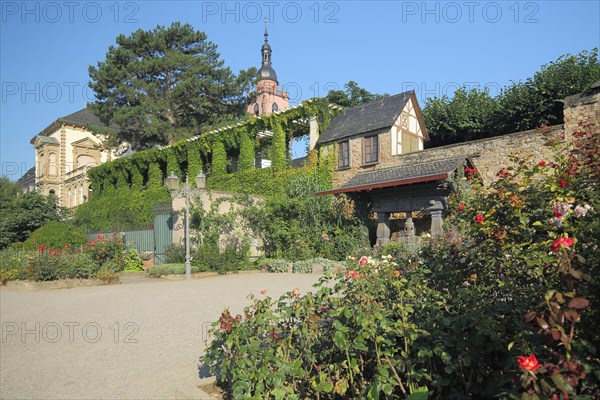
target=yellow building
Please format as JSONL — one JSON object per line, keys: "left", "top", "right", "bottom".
{"left": 29, "top": 108, "right": 125, "bottom": 208}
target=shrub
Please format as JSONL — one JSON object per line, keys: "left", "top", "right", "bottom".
{"left": 164, "top": 243, "right": 186, "bottom": 264}
{"left": 95, "top": 268, "right": 118, "bottom": 281}
{"left": 0, "top": 248, "right": 31, "bottom": 281}
{"left": 204, "top": 127, "right": 599, "bottom": 399}
{"left": 23, "top": 221, "right": 87, "bottom": 250}
{"left": 147, "top": 263, "right": 200, "bottom": 277}
{"left": 292, "top": 259, "right": 312, "bottom": 273}
{"left": 122, "top": 247, "right": 144, "bottom": 271}
{"left": 267, "top": 259, "right": 289, "bottom": 273}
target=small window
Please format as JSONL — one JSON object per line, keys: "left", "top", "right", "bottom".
{"left": 338, "top": 141, "right": 350, "bottom": 168}
{"left": 363, "top": 135, "right": 379, "bottom": 164}
{"left": 254, "top": 103, "right": 260, "bottom": 116}
{"left": 272, "top": 103, "right": 278, "bottom": 112}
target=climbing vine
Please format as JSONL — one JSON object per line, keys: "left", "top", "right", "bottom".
{"left": 212, "top": 140, "right": 227, "bottom": 179}
{"left": 84, "top": 98, "right": 342, "bottom": 201}
{"left": 239, "top": 127, "right": 255, "bottom": 172}
{"left": 271, "top": 118, "right": 287, "bottom": 171}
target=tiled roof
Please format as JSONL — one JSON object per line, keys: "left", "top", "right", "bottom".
{"left": 316, "top": 91, "right": 413, "bottom": 145}
{"left": 316, "top": 156, "right": 469, "bottom": 195}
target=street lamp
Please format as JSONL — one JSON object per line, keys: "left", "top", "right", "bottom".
{"left": 165, "top": 171, "right": 206, "bottom": 280}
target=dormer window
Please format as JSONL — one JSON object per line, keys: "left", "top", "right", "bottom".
{"left": 272, "top": 103, "right": 278, "bottom": 112}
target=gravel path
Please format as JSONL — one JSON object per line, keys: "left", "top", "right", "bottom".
{"left": 0, "top": 272, "right": 321, "bottom": 399}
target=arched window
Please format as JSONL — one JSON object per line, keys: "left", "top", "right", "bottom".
{"left": 254, "top": 103, "right": 260, "bottom": 116}
{"left": 272, "top": 103, "right": 279, "bottom": 112}
{"left": 49, "top": 189, "right": 56, "bottom": 196}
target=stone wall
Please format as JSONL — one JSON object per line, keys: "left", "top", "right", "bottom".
{"left": 172, "top": 190, "right": 265, "bottom": 258}
{"left": 327, "top": 82, "right": 600, "bottom": 188}
{"left": 564, "top": 82, "right": 600, "bottom": 136}
{"left": 393, "top": 125, "right": 564, "bottom": 184}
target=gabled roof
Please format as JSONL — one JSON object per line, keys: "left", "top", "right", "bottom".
{"left": 31, "top": 108, "right": 117, "bottom": 143}
{"left": 316, "top": 156, "right": 471, "bottom": 196}
{"left": 317, "top": 91, "right": 423, "bottom": 145}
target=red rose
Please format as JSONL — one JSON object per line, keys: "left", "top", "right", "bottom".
{"left": 475, "top": 214, "right": 484, "bottom": 224}
{"left": 458, "top": 205, "right": 465, "bottom": 211}
{"left": 358, "top": 256, "right": 369, "bottom": 265}
{"left": 558, "top": 180, "right": 567, "bottom": 187}
{"left": 517, "top": 354, "right": 541, "bottom": 371}
{"left": 551, "top": 236, "right": 575, "bottom": 252}
{"left": 39, "top": 244, "right": 46, "bottom": 251}
{"left": 345, "top": 270, "right": 359, "bottom": 280}
{"left": 553, "top": 210, "right": 562, "bottom": 218}
{"left": 538, "top": 161, "right": 546, "bottom": 167}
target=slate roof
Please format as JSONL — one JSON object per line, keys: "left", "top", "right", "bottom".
{"left": 316, "top": 156, "right": 469, "bottom": 196}
{"left": 317, "top": 91, "right": 414, "bottom": 145}
{"left": 16, "top": 166, "right": 35, "bottom": 184}
{"left": 57, "top": 108, "right": 115, "bottom": 129}
{"left": 35, "top": 136, "right": 60, "bottom": 145}
{"left": 291, "top": 156, "right": 307, "bottom": 169}
{"left": 31, "top": 108, "right": 117, "bottom": 144}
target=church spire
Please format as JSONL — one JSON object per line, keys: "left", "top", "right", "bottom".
{"left": 258, "top": 17, "right": 277, "bottom": 83}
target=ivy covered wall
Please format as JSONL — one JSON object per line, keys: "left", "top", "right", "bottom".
{"left": 86, "top": 98, "right": 341, "bottom": 197}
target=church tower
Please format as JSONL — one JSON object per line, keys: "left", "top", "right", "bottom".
{"left": 247, "top": 20, "right": 289, "bottom": 116}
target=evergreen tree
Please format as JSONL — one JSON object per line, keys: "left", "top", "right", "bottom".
{"left": 88, "top": 22, "right": 256, "bottom": 149}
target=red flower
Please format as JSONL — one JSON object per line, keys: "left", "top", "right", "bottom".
{"left": 558, "top": 180, "right": 567, "bottom": 187}
{"left": 260, "top": 290, "right": 267, "bottom": 295}
{"left": 393, "top": 270, "right": 401, "bottom": 277}
{"left": 475, "top": 214, "right": 484, "bottom": 224}
{"left": 551, "top": 236, "right": 575, "bottom": 252}
{"left": 358, "top": 256, "right": 369, "bottom": 265}
{"left": 517, "top": 354, "right": 541, "bottom": 372}
{"left": 538, "top": 161, "right": 546, "bottom": 167}
{"left": 39, "top": 244, "right": 46, "bottom": 251}
{"left": 465, "top": 167, "right": 477, "bottom": 174}
{"left": 345, "top": 270, "right": 359, "bottom": 280}
{"left": 553, "top": 210, "right": 562, "bottom": 218}
{"left": 458, "top": 205, "right": 465, "bottom": 211}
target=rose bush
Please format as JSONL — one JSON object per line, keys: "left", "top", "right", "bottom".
{"left": 203, "top": 125, "right": 599, "bottom": 399}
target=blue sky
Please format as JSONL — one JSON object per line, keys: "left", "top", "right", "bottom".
{"left": 1, "top": 0, "right": 599, "bottom": 180}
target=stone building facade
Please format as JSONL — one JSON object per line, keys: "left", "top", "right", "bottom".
{"left": 316, "top": 91, "right": 429, "bottom": 187}
{"left": 29, "top": 108, "right": 124, "bottom": 208}
{"left": 314, "top": 81, "right": 600, "bottom": 245}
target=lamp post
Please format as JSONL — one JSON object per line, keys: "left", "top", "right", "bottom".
{"left": 165, "top": 171, "right": 206, "bottom": 280}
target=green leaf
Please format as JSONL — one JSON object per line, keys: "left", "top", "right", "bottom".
{"left": 407, "top": 387, "right": 429, "bottom": 400}
{"left": 550, "top": 373, "right": 575, "bottom": 394}
{"left": 333, "top": 330, "right": 347, "bottom": 350}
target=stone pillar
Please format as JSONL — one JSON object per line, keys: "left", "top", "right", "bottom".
{"left": 309, "top": 116, "right": 319, "bottom": 151}
{"left": 376, "top": 212, "right": 390, "bottom": 246}
{"left": 404, "top": 212, "right": 415, "bottom": 237}
{"left": 430, "top": 210, "right": 444, "bottom": 237}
